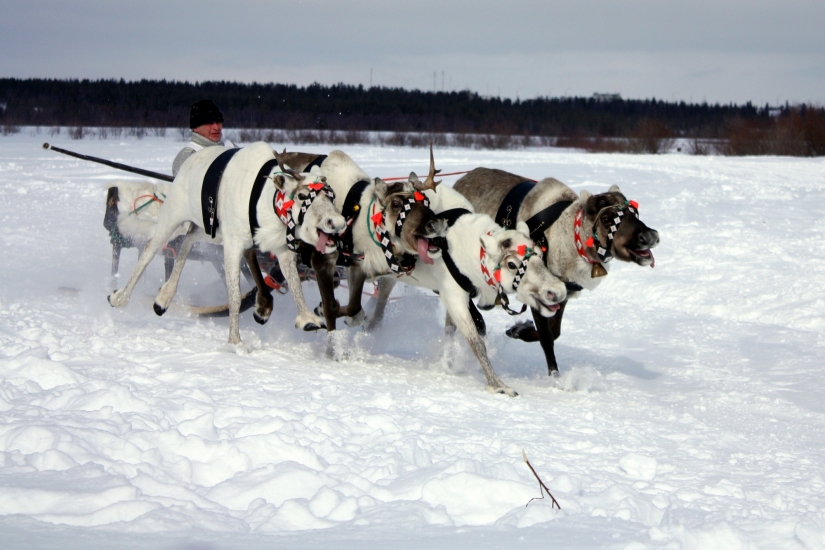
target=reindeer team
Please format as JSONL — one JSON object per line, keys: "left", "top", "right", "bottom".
{"left": 108, "top": 142, "right": 659, "bottom": 396}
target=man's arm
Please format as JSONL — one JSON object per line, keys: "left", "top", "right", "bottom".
{"left": 172, "top": 147, "right": 196, "bottom": 177}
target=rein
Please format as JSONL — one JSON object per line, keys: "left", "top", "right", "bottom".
{"left": 129, "top": 192, "right": 166, "bottom": 215}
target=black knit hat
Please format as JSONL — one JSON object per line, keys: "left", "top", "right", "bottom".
{"left": 189, "top": 99, "right": 224, "bottom": 129}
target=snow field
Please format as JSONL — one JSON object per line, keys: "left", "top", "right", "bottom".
{"left": 1, "top": 132, "right": 824, "bottom": 549}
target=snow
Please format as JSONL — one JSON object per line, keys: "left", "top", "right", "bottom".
{"left": 1, "top": 129, "right": 825, "bottom": 549}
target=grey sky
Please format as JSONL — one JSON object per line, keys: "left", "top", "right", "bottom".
{"left": 2, "top": 0, "right": 823, "bottom": 105}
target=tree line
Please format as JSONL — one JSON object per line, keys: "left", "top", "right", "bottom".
{"left": 1, "top": 78, "right": 822, "bottom": 155}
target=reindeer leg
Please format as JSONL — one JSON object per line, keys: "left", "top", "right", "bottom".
{"left": 109, "top": 220, "right": 185, "bottom": 308}
{"left": 243, "top": 249, "right": 273, "bottom": 325}
{"left": 153, "top": 224, "right": 197, "bottom": 315}
{"left": 533, "top": 299, "right": 568, "bottom": 376}
{"left": 223, "top": 240, "right": 245, "bottom": 345}
{"left": 281, "top": 251, "right": 325, "bottom": 331}
{"left": 111, "top": 240, "right": 122, "bottom": 277}
{"left": 443, "top": 292, "right": 517, "bottom": 397}
{"left": 364, "top": 276, "right": 395, "bottom": 332}
{"left": 311, "top": 250, "right": 340, "bottom": 331}
{"left": 342, "top": 265, "right": 367, "bottom": 327}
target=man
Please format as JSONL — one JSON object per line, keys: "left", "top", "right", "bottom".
{"left": 172, "top": 99, "right": 236, "bottom": 176}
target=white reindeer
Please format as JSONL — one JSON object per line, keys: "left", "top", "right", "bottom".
{"left": 367, "top": 183, "right": 568, "bottom": 396}
{"left": 108, "top": 142, "right": 346, "bottom": 345}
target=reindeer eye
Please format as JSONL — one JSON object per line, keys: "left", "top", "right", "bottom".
{"left": 297, "top": 193, "right": 309, "bottom": 200}
{"left": 507, "top": 261, "right": 518, "bottom": 270}
{"left": 391, "top": 199, "right": 402, "bottom": 209}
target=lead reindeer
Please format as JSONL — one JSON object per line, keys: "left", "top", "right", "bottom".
{"left": 453, "top": 168, "right": 659, "bottom": 375}
{"left": 108, "top": 142, "right": 346, "bottom": 345}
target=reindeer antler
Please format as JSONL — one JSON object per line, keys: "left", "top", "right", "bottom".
{"left": 415, "top": 142, "right": 441, "bottom": 193}
{"left": 273, "top": 149, "right": 305, "bottom": 182}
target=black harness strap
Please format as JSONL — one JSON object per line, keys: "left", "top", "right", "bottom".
{"left": 438, "top": 208, "right": 472, "bottom": 227}
{"left": 442, "top": 249, "right": 477, "bottom": 298}
{"left": 303, "top": 155, "right": 327, "bottom": 172}
{"left": 337, "top": 180, "right": 370, "bottom": 266}
{"left": 248, "top": 159, "right": 279, "bottom": 238}
{"left": 432, "top": 207, "right": 476, "bottom": 295}
{"left": 201, "top": 148, "right": 240, "bottom": 238}
{"left": 525, "top": 201, "right": 574, "bottom": 249}
{"left": 495, "top": 181, "right": 535, "bottom": 229}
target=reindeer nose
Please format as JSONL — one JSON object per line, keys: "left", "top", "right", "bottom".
{"left": 327, "top": 216, "right": 345, "bottom": 232}
{"left": 637, "top": 229, "right": 659, "bottom": 248}
{"left": 546, "top": 290, "right": 559, "bottom": 304}
{"left": 426, "top": 218, "right": 448, "bottom": 237}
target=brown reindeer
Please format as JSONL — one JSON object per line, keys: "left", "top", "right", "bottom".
{"left": 453, "top": 168, "right": 659, "bottom": 375}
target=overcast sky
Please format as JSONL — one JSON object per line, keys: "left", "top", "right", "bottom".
{"left": 2, "top": 0, "right": 823, "bottom": 105}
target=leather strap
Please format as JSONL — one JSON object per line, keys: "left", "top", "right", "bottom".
{"left": 495, "top": 181, "right": 535, "bottom": 229}
{"left": 337, "top": 180, "right": 370, "bottom": 266}
{"left": 247, "top": 159, "right": 279, "bottom": 238}
{"left": 201, "top": 148, "right": 240, "bottom": 238}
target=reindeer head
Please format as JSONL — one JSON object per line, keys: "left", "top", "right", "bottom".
{"left": 480, "top": 224, "right": 567, "bottom": 317}
{"left": 271, "top": 154, "right": 346, "bottom": 254}
{"left": 582, "top": 185, "right": 659, "bottom": 267}
{"left": 372, "top": 145, "right": 447, "bottom": 264}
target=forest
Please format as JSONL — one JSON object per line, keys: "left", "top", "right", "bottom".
{"left": 1, "top": 78, "right": 823, "bottom": 155}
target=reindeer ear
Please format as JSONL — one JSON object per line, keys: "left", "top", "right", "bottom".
{"left": 309, "top": 165, "right": 323, "bottom": 176}
{"left": 579, "top": 190, "right": 593, "bottom": 202}
{"left": 584, "top": 193, "right": 599, "bottom": 217}
{"left": 373, "top": 177, "right": 388, "bottom": 200}
{"left": 271, "top": 174, "right": 287, "bottom": 190}
{"left": 515, "top": 221, "right": 530, "bottom": 237}
{"left": 608, "top": 184, "right": 621, "bottom": 193}
{"left": 408, "top": 172, "right": 421, "bottom": 185}
{"left": 480, "top": 232, "right": 500, "bottom": 256}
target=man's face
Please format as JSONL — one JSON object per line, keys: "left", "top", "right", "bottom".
{"left": 193, "top": 122, "right": 223, "bottom": 142}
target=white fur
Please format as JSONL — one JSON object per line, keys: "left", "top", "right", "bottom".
{"left": 320, "top": 150, "right": 441, "bottom": 280}
{"left": 108, "top": 142, "right": 345, "bottom": 343}
{"left": 108, "top": 180, "right": 186, "bottom": 244}
{"left": 389, "top": 213, "right": 567, "bottom": 396}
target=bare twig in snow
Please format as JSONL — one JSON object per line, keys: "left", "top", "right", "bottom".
{"left": 523, "top": 449, "right": 561, "bottom": 509}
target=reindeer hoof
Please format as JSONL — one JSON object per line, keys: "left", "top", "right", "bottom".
{"left": 344, "top": 309, "right": 365, "bottom": 327}
{"left": 253, "top": 312, "right": 269, "bottom": 325}
{"left": 506, "top": 320, "right": 535, "bottom": 340}
{"left": 314, "top": 303, "right": 323, "bottom": 317}
{"left": 487, "top": 385, "right": 518, "bottom": 397}
{"left": 302, "top": 322, "right": 325, "bottom": 332}
{"left": 153, "top": 303, "right": 167, "bottom": 316}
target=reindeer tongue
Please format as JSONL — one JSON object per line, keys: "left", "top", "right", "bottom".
{"left": 650, "top": 250, "right": 655, "bottom": 268}
{"left": 417, "top": 237, "right": 433, "bottom": 264}
{"left": 316, "top": 231, "right": 330, "bottom": 253}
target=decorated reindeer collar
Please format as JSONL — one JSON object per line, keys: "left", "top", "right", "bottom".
{"left": 480, "top": 235, "right": 540, "bottom": 316}
{"left": 273, "top": 179, "right": 336, "bottom": 252}
{"left": 367, "top": 198, "right": 416, "bottom": 274}
{"left": 574, "top": 200, "right": 639, "bottom": 267}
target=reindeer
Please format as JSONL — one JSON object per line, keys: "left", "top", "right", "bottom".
{"left": 107, "top": 142, "right": 346, "bottom": 345}
{"left": 307, "top": 150, "right": 448, "bottom": 335}
{"left": 453, "top": 168, "right": 659, "bottom": 375}
{"left": 362, "top": 152, "right": 568, "bottom": 396}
